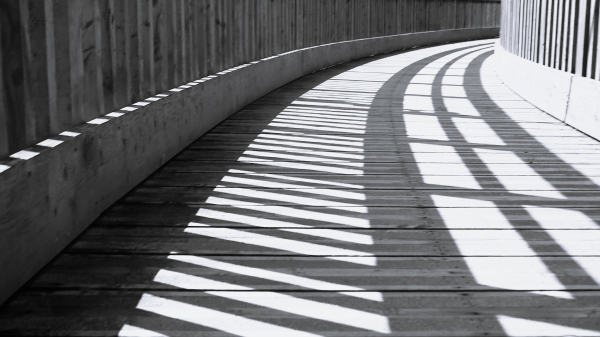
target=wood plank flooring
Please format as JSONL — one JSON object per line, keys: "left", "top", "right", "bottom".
{"left": 2, "top": 39, "right": 600, "bottom": 336}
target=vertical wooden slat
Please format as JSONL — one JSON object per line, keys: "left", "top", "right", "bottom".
{"left": 531, "top": 0, "right": 540, "bottom": 62}
{"left": 126, "top": 0, "right": 140, "bottom": 101}
{"left": 586, "top": 0, "right": 598, "bottom": 78}
{"left": 0, "top": 0, "right": 26, "bottom": 155}
{"left": 537, "top": 0, "right": 547, "bottom": 63}
{"left": 44, "top": 0, "right": 58, "bottom": 135}
{"left": 153, "top": 0, "right": 167, "bottom": 93}
{"left": 190, "top": 0, "right": 198, "bottom": 79}
{"left": 554, "top": 0, "right": 564, "bottom": 68}
{"left": 198, "top": 0, "right": 207, "bottom": 77}
{"left": 575, "top": 0, "right": 589, "bottom": 76}
{"left": 68, "top": 0, "right": 85, "bottom": 123}
{"left": 595, "top": 0, "right": 600, "bottom": 79}
{"left": 206, "top": 0, "right": 215, "bottom": 74}
{"left": 99, "top": 0, "right": 114, "bottom": 112}
{"left": 111, "top": 0, "right": 127, "bottom": 107}
{"left": 560, "top": 0, "right": 570, "bottom": 71}
{"left": 549, "top": 0, "right": 559, "bottom": 67}
{"left": 20, "top": 0, "right": 51, "bottom": 143}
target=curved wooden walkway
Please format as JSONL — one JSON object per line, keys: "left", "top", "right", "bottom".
{"left": 2, "top": 39, "right": 600, "bottom": 336}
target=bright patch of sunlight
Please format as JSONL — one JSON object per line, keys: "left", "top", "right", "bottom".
{"left": 497, "top": 315, "right": 600, "bottom": 337}
{"left": 432, "top": 195, "right": 571, "bottom": 299}
{"left": 228, "top": 169, "right": 364, "bottom": 189}
{"left": 525, "top": 206, "right": 600, "bottom": 284}
{"left": 237, "top": 157, "right": 364, "bottom": 175}
{"left": 118, "top": 324, "right": 167, "bottom": 337}
{"left": 410, "top": 143, "right": 482, "bottom": 189}
{"left": 205, "top": 197, "right": 371, "bottom": 228}
{"left": 195, "top": 208, "right": 372, "bottom": 244}
{"left": 214, "top": 186, "right": 368, "bottom": 212}
{"left": 136, "top": 294, "right": 321, "bottom": 337}
{"left": 452, "top": 117, "right": 506, "bottom": 145}
{"left": 185, "top": 224, "right": 376, "bottom": 265}
{"left": 404, "top": 114, "right": 449, "bottom": 141}
{"left": 168, "top": 255, "right": 382, "bottom": 301}
{"left": 474, "top": 148, "right": 566, "bottom": 199}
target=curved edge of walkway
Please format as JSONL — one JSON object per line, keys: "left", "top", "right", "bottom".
{"left": 0, "top": 27, "right": 499, "bottom": 305}
{"left": 494, "top": 42, "right": 600, "bottom": 142}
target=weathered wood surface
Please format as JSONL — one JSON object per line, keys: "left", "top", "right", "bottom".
{"left": 0, "top": 0, "right": 501, "bottom": 158}
{"left": 2, "top": 40, "right": 600, "bottom": 336}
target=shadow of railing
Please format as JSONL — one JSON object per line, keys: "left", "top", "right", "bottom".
{"left": 117, "top": 40, "right": 600, "bottom": 336}
{"left": 4, "top": 39, "right": 600, "bottom": 336}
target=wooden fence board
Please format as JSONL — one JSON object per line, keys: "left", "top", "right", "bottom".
{"left": 0, "top": 0, "right": 500, "bottom": 158}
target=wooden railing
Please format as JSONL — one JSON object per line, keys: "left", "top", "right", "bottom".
{"left": 501, "top": 0, "right": 600, "bottom": 78}
{"left": 0, "top": 0, "right": 500, "bottom": 158}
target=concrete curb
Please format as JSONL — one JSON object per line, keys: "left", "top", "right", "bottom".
{"left": 494, "top": 42, "right": 600, "bottom": 140}
{"left": 0, "top": 27, "right": 499, "bottom": 305}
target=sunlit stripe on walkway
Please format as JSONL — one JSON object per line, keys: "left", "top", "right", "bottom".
{"left": 442, "top": 97, "right": 481, "bottom": 116}
{"left": 185, "top": 225, "right": 376, "bottom": 265}
{"left": 283, "top": 106, "right": 369, "bottom": 117}
{"left": 272, "top": 117, "right": 366, "bottom": 129}
{"left": 300, "top": 90, "right": 376, "bottom": 100}
{"left": 404, "top": 114, "right": 449, "bottom": 141}
{"left": 168, "top": 255, "right": 382, "bottom": 301}
{"left": 441, "top": 85, "right": 467, "bottom": 97}
{"left": 432, "top": 195, "right": 571, "bottom": 299}
{"left": 410, "top": 143, "right": 482, "bottom": 189}
{"left": 254, "top": 138, "right": 363, "bottom": 153}
{"left": 259, "top": 132, "right": 364, "bottom": 146}
{"left": 136, "top": 294, "right": 321, "bottom": 337}
{"left": 268, "top": 122, "right": 366, "bottom": 134}
{"left": 314, "top": 81, "right": 383, "bottom": 93}
{"left": 277, "top": 113, "right": 367, "bottom": 124}
{"left": 497, "top": 315, "right": 600, "bottom": 337}
{"left": 153, "top": 270, "right": 389, "bottom": 333}
{"left": 452, "top": 117, "right": 506, "bottom": 145}
{"left": 403, "top": 95, "right": 435, "bottom": 111}
{"left": 242, "top": 151, "right": 364, "bottom": 167}
{"left": 275, "top": 113, "right": 368, "bottom": 125}
{"left": 248, "top": 144, "right": 364, "bottom": 160}
{"left": 279, "top": 111, "right": 368, "bottom": 122}
{"left": 206, "top": 197, "right": 371, "bottom": 228}
{"left": 441, "top": 75, "right": 464, "bottom": 85}
{"left": 299, "top": 95, "right": 374, "bottom": 105}
{"left": 214, "top": 187, "right": 368, "bottom": 213}
{"left": 300, "top": 89, "right": 376, "bottom": 98}
{"left": 474, "top": 148, "right": 566, "bottom": 199}
{"left": 525, "top": 206, "right": 600, "bottom": 284}
{"left": 238, "top": 157, "right": 363, "bottom": 175}
{"left": 409, "top": 74, "right": 436, "bottom": 84}
{"left": 118, "top": 324, "right": 167, "bottom": 337}
{"left": 290, "top": 100, "right": 369, "bottom": 110}
{"left": 195, "top": 208, "right": 372, "bottom": 244}
{"left": 282, "top": 108, "right": 368, "bottom": 119}
{"left": 228, "top": 169, "right": 364, "bottom": 189}
{"left": 221, "top": 176, "right": 366, "bottom": 200}
{"left": 405, "top": 83, "right": 432, "bottom": 96}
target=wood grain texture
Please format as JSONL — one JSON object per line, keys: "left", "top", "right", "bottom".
{"left": 0, "top": 0, "right": 500, "bottom": 158}
{"left": 2, "top": 40, "right": 600, "bottom": 336}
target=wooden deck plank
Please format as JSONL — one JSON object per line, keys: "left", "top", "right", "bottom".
{"left": 2, "top": 39, "right": 600, "bottom": 336}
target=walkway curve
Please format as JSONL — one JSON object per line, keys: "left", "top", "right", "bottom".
{"left": 2, "top": 39, "right": 600, "bottom": 336}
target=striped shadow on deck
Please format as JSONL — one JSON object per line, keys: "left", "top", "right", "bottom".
{"left": 1, "top": 39, "right": 600, "bottom": 336}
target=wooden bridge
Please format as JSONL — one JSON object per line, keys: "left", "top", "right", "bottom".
{"left": 2, "top": 39, "right": 600, "bottom": 336}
